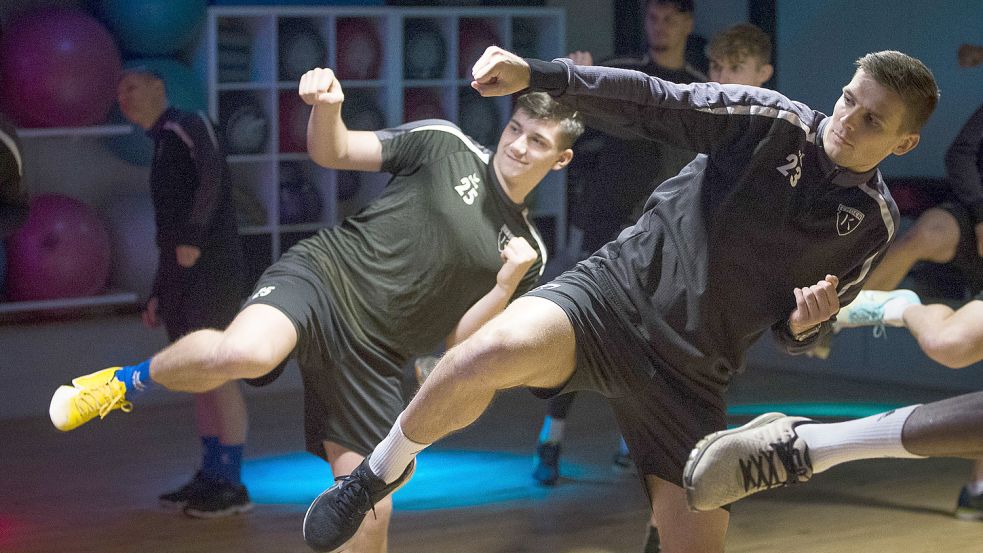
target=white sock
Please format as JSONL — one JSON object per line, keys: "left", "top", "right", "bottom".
{"left": 795, "top": 404, "right": 925, "bottom": 473}
{"left": 882, "top": 297, "right": 914, "bottom": 327}
{"left": 368, "top": 414, "right": 430, "bottom": 484}
{"left": 538, "top": 417, "right": 566, "bottom": 444}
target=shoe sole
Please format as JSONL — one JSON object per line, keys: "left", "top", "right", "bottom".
{"left": 159, "top": 498, "right": 188, "bottom": 511}
{"left": 184, "top": 501, "right": 254, "bottom": 519}
{"left": 303, "top": 461, "right": 417, "bottom": 553}
{"left": 954, "top": 508, "right": 983, "bottom": 521}
{"left": 682, "top": 412, "right": 786, "bottom": 512}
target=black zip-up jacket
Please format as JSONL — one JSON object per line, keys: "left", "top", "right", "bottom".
{"left": 945, "top": 102, "right": 983, "bottom": 224}
{"left": 528, "top": 58, "right": 899, "bottom": 401}
{"left": 146, "top": 108, "right": 241, "bottom": 300}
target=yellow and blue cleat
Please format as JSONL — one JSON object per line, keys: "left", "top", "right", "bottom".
{"left": 49, "top": 367, "right": 133, "bottom": 431}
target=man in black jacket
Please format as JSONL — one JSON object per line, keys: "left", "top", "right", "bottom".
{"left": 303, "top": 46, "right": 939, "bottom": 553}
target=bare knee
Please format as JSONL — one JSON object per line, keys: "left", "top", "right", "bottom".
{"left": 902, "top": 209, "right": 960, "bottom": 262}
{"left": 209, "top": 332, "right": 286, "bottom": 380}
{"left": 919, "top": 332, "right": 978, "bottom": 369}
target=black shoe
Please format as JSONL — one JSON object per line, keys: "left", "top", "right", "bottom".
{"left": 159, "top": 470, "right": 209, "bottom": 510}
{"left": 532, "top": 442, "right": 561, "bottom": 486}
{"left": 182, "top": 478, "right": 254, "bottom": 519}
{"left": 303, "top": 455, "right": 416, "bottom": 552}
{"left": 955, "top": 485, "right": 983, "bottom": 521}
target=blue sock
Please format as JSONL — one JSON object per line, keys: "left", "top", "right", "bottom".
{"left": 114, "top": 359, "right": 156, "bottom": 396}
{"left": 200, "top": 436, "right": 220, "bottom": 475}
{"left": 215, "top": 444, "right": 244, "bottom": 483}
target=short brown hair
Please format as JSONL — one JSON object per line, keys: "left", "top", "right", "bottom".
{"left": 513, "top": 92, "right": 585, "bottom": 149}
{"left": 855, "top": 50, "right": 939, "bottom": 132}
{"left": 706, "top": 23, "right": 771, "bottom": 65}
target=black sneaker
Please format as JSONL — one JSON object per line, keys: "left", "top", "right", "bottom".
{"left": 159, "top": 470, "right": 208, "bottom": 510}
{"left": 532, "top": 442, "right": 561, "bottom": 486}
{"left": 182, "top": 478, "right": 254, "bottom": 519}
{"left": 955, "top": 485, "right": 983, "bottom": 521}
{"left": 303, "top": 455, "right": 416, "bottom": 552}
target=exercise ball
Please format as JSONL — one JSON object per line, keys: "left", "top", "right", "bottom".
{"left": 279, "top": 165, "right": 322, "bottom": 225}
{"left": 341, "top": 93, "right": 385, "bottom": 131}
{"left": 6, "top": 194, "right": 111, "bottom": 301}
{"left": 95, "top": 0, "right": 206, "bottom": 57}
{"left": 336, "top": 18, "right": 382, "bottom": 81}
{"left": 220, "top": 93, "right": 269, "bottom": 155}
{"left": 458, "top": 19, "right": 499, "bottom": 78}
{"left": 404, "top": 89, "right": 445, "bottom": 122}
{"left": 105, "top": 58, "right": 208, "bottom": 166}
{"left": 279, "top": 19, "right": 327, "bottom": 81}
{"left": 0, "top": 8, "right": 121, "bottom": 128}
{"left": 279, "top": 91, "right": 311, "bottom": 153}
{"left": 101, "top": 193, "right": 157, "bottom": 300}
{"left": 404, "top": 19, "right": 446, "bottom": 79}
{"left": 458, "top": 93, "right": 501, "bottom": 148}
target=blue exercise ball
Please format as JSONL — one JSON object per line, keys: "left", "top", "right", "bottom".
{"left": 105, "top": 58, "right": 208, "bottom": 166}
{"left": 95, "top": 0, "right": 206, "bottom": 57}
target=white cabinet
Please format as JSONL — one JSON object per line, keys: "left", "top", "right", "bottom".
{"left": 201, "top": 6, "right": 567, "bottom": 282}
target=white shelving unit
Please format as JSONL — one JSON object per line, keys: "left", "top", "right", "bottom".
{"left": 201, "top": 6, "right": 567, "bottom": 282}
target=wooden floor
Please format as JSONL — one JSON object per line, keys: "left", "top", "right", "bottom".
{"left": 2, "top": 367, "right": 980, "bottom": 553}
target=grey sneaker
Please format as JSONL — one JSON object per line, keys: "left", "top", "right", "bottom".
{"left": 303, "top": 455, "right": 415, "bottom": 552}
{"left": 834, "top": 289, "right": 920, "bottom": 330}
{"left": 683, "top": 413, "right": 813, "bottom": 512}
{"left": 955, "top": 485, "right": 983, "bottom": 521}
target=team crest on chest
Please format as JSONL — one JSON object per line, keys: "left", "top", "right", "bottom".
{"left": 836, "top": 204, "right": 864, "bottom": 236}
{"left": 497, "top": 225, "right": 515, "bottom": 252}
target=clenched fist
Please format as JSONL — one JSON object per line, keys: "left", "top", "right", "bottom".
{"left": 496, "top": 236, "right": 538, "bottom": 290}
{"left": 299, "top": 67, "right": 345, "bottom": 106}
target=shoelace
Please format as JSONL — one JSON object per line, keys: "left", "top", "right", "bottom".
{"left": 74, "top": 382, "right": 133, "bottom": 420}
{"left": 332, "top": 474, "right": 377, "bottom": 522}
{"left": 738, "top": 439, "right": 808, "bottom": 493}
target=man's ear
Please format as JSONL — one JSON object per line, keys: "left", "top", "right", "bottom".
{"left": 552, "top": 148, "right": 573, "bottom": 170}
{"left": 892, "top": 133, "right": 920, "bottom": 156}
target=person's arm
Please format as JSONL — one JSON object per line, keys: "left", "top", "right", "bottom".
{"left": 445, "top": 237, "right": 538, "bottom": 348}
{"left": 300, "top": 67, "right": 382, "bottom": 172}
{"left": 0, "top": 119, "right": 27, "bottom": 239}
{"left": 165, "top": 112, "right": 228, "bottom": 262}
{"left": 471, "top": 47, "right": 805, "bottom": 155}
{"left": 944, "top": 103, "right": 983, "bottom": 230}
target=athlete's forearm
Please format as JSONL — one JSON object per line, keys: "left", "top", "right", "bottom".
{"left": 444, "top": 283, "right": 515, "bottom": 348}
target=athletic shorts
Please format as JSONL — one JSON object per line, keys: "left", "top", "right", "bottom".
{"left": 525, "top": 267, "right": 726, "bottom": 489}
{"left": 938, "top": 202, "right": 983, "bottom": 296}
{"left": 157, "top": 256, "right": 243, "bottom": 342}
{"left": 241, "top": 254, "right": 404, "bottom": 460}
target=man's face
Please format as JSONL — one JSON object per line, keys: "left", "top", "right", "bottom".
{"left": 822, "top": 69, "right": 920, "bottom": 173}
{"left": 708, "top": 55, "right": 772, "bottom": 87}
{"left": 644, "top": 3, "right": 693, "bottom": 53}
{"left": 494, "top": 109, "right": 571, "bottom": 185}
{"left": 117, "top": 73, "right": 165, "bottom": 129}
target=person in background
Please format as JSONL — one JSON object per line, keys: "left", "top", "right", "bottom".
{"left": 0, "top": 114, "right": 27, "bottom": 239}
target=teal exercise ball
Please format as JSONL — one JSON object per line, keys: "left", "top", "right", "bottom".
{"left": 95, "top": 0, "right": 206, "bottom": 57}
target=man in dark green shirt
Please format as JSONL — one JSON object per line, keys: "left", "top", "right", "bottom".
{"left": 49, "top": 66, "right": 583, "bottom": 551}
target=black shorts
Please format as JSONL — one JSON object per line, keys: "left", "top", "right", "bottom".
{"left": 157, "top": 256, "right": 244, "bottom": 342}
{"left": 525, "top": 267, "right": 726, "bottom": 488}
{"left": 241, "top": 254, "right": 404, "bottom": 460}
{"left": 938, "top": 202, "right": 983, "bottom": 296}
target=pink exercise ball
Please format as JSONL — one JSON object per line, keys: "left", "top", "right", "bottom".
{"left": 0, "top": 8, "right": 122, "bottom": 128}
{"left": 6, "top": 194, "right": 112, "bottom": 301}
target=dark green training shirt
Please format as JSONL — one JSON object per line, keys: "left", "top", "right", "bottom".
{"left": 291, "top": 119, "right": 546, "bottom": 358}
